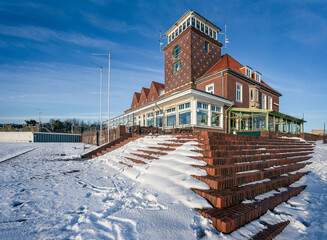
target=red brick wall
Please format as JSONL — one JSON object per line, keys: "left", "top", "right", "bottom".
{"left": 164, "top": 27, "right": 222, "bottom": 93}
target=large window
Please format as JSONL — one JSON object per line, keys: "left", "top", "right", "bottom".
{"left": 197, "top": 111, "right": 208, "bottom": 125}
{"left": 167, "top": 114, "right": 176, "bottom": 127}
{"left": 236, "top": 83, "right": 243, "bottom": 102}
{"left": 147, "top": 113, "right": 154, "bottom": 126}
{"left": 211, "top": 105, "right": 221, "bottom": 127}
{"left": 197, "top": 102, "right": 208, "bottom": 125}
{"left": 262, "top": 93, "right": 267, "bottom": 109}
{"left": 179, "top": 111, "right": 190, "bottom": 125}
{"left": 173, "top": 61, "right": 181, "bottom": 73}
{"left": 156, "top": 111, "right": 163, "bottom": 127}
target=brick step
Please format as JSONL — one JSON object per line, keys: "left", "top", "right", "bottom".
{"left": 197, "top": 132, "right": 304, "bottom": 142}
{"left": 193, "top": 171, "right": 309, "bottom": 208}
{"left": 119, "top": 161, "right": 133, "bottom": 168}
{"left": 197, "top": 134, "right": 305, "bottom": 142}
{"left": 193, "top": 162, "right": 309, "bottom": 189}
{"left": 191, "top": 151, "right": 313, "bottom": 166}
{"left": 198, "top": 139, "right": 311, "bottom": 147}
{"left": 157, "top": 143, "right": 183, "bottom": 147}
{"left": 137, "top": 149, "right": 168, "bottom": 156}
{"left": 196, "top": 185, "right": 306, "bottom": 233}
{"left": 130, "top": 152, "right": 159, "bottom": 160}
{"left": 251, "top": 220, "right": 290, "bottom": 240}
{"left": 124, "top": 157, "right": 147, "bottom": 165}
{"left": 197, "top": 148, "right": 312, "bottom": 158}
{"left": 198, "top": 156, "right": 312, "bottom": 176}
{"left": 147, "top": 146, "right": 176, "bottom": 151}
{"left": 167, "top": 139, "right": 195, "bottom": 143}
{"left": 198, "top": 144, "right": 313, "bottom": 151}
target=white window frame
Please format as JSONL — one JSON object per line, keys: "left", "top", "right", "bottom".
{"left": 206, "top": 83, "right": 214, "bottom": 94}
{"left": 268, "top": 96, "right": 273, "bottom": 110}
{"left": 262, "top": 93, "right": 267, "bottom": 109}
{"left": 236, "top": 82, "right": 243, "bottom": 103}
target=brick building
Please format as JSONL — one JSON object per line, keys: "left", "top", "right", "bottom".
{"left": 107, "top": 10, "right": 304, "bottom": 134}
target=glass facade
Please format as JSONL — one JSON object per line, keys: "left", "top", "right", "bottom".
{"left": 197, "top": 111, "right": 208, "bottom": 125}
{"left": 179, "top": 111, "right": 191, "bottom": 125}
{"left": 167, "top": 114, "right": 176, "bottom": 127}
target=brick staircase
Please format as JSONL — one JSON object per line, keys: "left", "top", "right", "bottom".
{"left": 190, "top": 132, "right": 313, "bottom": 234}
{"left": 83, "top": 131, "right": 313, "bottom": 237}
{"left": 81, "top": 135, "right": 144, "bottom": 159}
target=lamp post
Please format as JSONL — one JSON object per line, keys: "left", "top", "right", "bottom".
{"left": 90, "top": 60, "right": 103, "bottom": 146}
{"left": 92, "top": 52, "right": 111, "bottom": 143}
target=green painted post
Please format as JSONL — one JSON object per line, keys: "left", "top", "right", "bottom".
{"left": 228, "top": 110, "right": 231, "bottom": 133}
{"left": 266, "top": 112, "right": 269, "bottom": 130}
{"left": 291, "top": 121, "right": 294, "bottom": 134}
{"left": 273, "top": 115, "right": 275, "bottom": 131}
{"left": 252, "top": 113, "right": 254, "bottom": 131}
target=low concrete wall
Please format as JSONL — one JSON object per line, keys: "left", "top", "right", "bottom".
{"left": 0, "top": 132, "right": 34, "bottom": 142}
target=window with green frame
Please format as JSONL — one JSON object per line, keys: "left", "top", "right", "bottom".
{"left": 173, "top": 61, "right": 181, "bottom": 73}
{"left": 173, "top": 45, "right": 180, "bottom": 59}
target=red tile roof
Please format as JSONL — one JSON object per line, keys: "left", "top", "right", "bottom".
{"left": 200, "top": 54, "right": 281, "bottom": 96}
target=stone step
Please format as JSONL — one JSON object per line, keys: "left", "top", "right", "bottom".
{"left": 251, "top": 220, "right": 290, "bottom": 240}
{"left": 193, "top": 163, "right": 309, "bottom": 190}
{"left": 196, "top": 185, "right": 306, "bottom": 233}
{"left": 167, "top": 139, "right": 195, "bottom": 143}
{"left": 190, "top": 151, "right": 313, "bottom": 166}
{"left": 193, "top": 171, "right": 309, "bottom": 209}
{"left": 198, "top": 156, "right": 312, "bottom": 176}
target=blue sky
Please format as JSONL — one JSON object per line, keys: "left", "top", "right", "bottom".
{"left": 0, "top": 0, "right": 326, "bottom": 132}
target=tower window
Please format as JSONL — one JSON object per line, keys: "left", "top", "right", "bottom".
{"left": 187, "top": 18, "right": 190, "bottom": 27}
{"left": 175, "top": 29, "right": 178, "bottom": 37}
{"left": 196, "top": 20, "right": 200, "bottom": 30}
{"left": 209, "top": 28, "right": 212, "bottom": 37}
{"left": 183, "top": 22, "right": 186, "bottom": 31}
{"left": 205, "top": 41, "right": 209, "bottom": 53}
{"left": 179, "top": 26, "right": 182, "bottom": 34}
{"left": 191, "top": 17, "right": 195, "bottom": 27}
{"left": 173, "top": 61, "right": 181, "bottom": 73}
{"left": 205, "top": 26, "right": 208, "bottom": 35}
{"left": 201, "top": 23, "right": 204, "bottom": 32}
{"left": 213, "top": 31, "right": 217, "bottom": 40}
{"left": 172, "top": 45, "right": 180, "bottom": 59}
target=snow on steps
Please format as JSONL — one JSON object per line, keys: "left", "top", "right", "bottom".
{"left": 93, "top": 132, "right": 313, "bottom": 237}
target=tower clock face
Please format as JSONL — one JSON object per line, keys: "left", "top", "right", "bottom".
{"left": 173, "top": 45, "right": 180, "bottom": 59}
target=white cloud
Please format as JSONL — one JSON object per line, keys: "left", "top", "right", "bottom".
{"left": 0, "top": 24, "right": 119, "bottom": 48}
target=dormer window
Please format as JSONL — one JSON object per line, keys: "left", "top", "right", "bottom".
{"left": 253, "top": 71, "right": 261, "bottom": 82}
{"left": 246, "top": 68, "right": 251, "bottom": 77}
{"left": 239, "top": 66, "right": 252, "bottom": 78}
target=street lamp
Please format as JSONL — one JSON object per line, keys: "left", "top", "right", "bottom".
{"left": 90, "top": 60, "right": 103, "bottom": 145}
{"left": 91, "top": 52, "right": 111, "bottom": 143}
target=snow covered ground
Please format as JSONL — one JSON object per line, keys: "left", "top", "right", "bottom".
{"left": 0, "top": 138, "right": 326, "bottom": 239}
